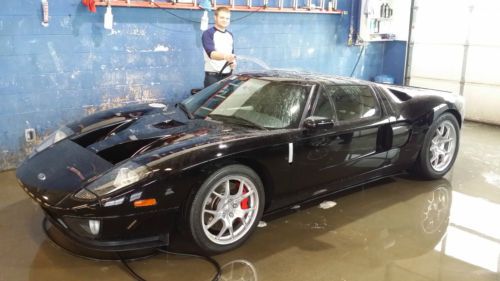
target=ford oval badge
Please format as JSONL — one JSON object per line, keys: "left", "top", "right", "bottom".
{"left": 38, "top": 173, "right": 46, "bottom": 181}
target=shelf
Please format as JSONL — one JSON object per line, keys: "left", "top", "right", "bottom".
{"left": 94, "top": 0, "right": 345, "bottom": 14}
{"left": 366, "top": 33, "right": 396, "bottom": 42}
{"left": 365, "top": 39, "right": 396, "bottom": 42}
{"left": 367, "top": 17, "right": 393, "bottom": 20}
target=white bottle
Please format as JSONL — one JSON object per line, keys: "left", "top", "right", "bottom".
{"left": 200, "top": 11, "right": 209, "bottom": 31}
{"left": 104, "top": 5, "right": 113, "bottom": 30}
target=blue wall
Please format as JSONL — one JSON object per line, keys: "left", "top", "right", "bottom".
{"left": 382, "top": 40, "right": 407, "bottom": 85}
{"left": 0, "top": 0, "right": 396, "bottom": 170}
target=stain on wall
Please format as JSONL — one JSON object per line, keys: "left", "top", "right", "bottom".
{"left": 0, "top": 0, "right": 398, "bottom": 171}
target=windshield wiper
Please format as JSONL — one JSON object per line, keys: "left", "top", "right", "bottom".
{"left": 176, "top": 103, "right": 193, "bottom": 119}
{"left": 209, "top": 114, "right": 268, "bottom": 130}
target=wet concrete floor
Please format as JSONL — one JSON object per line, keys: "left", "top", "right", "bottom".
{"left": 1, "top": 121, "right": 500, "bottom": 281}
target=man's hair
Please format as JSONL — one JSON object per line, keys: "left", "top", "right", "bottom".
{"left": 215, "top": 7, "right": 231, "bottom": 16}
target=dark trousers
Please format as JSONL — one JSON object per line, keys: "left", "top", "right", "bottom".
{"left": 204, "top": 72, "right": 231, "bottom": 88}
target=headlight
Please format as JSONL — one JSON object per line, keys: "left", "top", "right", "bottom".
{"left": 74, "top": 162, "right": 150, "bottom": 200}
{"left": 35, "top": 126, "right": 73, "bottom": 153}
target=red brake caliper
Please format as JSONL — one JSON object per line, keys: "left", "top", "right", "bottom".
{"left": 240, "top": 182, "right": 249, "bottom": 210}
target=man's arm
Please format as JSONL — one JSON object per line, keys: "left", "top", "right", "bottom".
{"left": 210, "top": 51, "right": 236, "bottom": 63}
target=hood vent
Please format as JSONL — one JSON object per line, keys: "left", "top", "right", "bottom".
{"left": 152, "top": 120, "right": 185, "bottom": 130}
{"left": 72, "top": 119, "right": 136, "bottom": 148}
{"left": 97, "top": 138, "right": 162, "bottom": 164}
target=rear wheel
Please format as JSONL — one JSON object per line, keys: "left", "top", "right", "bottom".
{"left": 188, "top": 165, "right": 264, "bottom": 254}
{"left": 410, "top": 113, "right": 460, "bottom": 179}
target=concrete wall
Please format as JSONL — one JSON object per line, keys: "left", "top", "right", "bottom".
{"left": 0, "top": 0, "right": 394, "bottom": 170}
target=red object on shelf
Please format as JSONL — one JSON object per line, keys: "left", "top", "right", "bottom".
{"left": 82, "top": 0, "right": 97, "bottom": 13}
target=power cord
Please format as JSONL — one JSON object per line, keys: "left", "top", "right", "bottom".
{"left": 42, "top": 217, "right": 222, "bottom": 281}
{"left": 153, "top": 2, "right": 200, "bottom": 23}
{"left": 153, "top": 2, "right": 264, "bottom": 24}
{"left": 229, "top": 7, "right": 265, "bottom": 22}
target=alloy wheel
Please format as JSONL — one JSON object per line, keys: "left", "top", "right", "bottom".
{"left": 201, "top": 175, "right": 260, "bottom": 245}
{"left": 429, "top": 120, "right": 457, "bottom": 172}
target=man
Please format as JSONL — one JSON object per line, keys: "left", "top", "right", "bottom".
{"left": 202, "top": 7, "right": 236, "bottom": 87}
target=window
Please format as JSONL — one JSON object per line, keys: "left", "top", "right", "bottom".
{"left": 324, "top": 85, "right": 380, "bottom": 122}
{"left": 312, "top": 91, "right": 334, "bottom": 119}
{"left": 181, "top": 77, "right": 311, "bottom": 129}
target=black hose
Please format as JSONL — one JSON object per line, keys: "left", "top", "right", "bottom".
{"left": 218, "top": 61, "right": 231, "bottom": 76}
{"left": 117, "top": 248, "right": 222, "bottom": 281}
{"left": 119, "top": 255, "right": 147, "bottom": 281}
{"left": 350, "top": 44, "right": 365, "bottom": 77}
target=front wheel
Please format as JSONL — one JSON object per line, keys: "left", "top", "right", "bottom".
{"left": 188, "top": 164, "right": 265, "bottom": 254}
{"left": 410, "top": 113, "right": 460, "bottom": 179}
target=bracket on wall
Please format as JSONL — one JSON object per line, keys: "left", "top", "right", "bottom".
{"left": 41, "top": 0, "right": 49, "bottom": 27}
{"left": 94, "top": 0, "right": 345, "bottom": 14}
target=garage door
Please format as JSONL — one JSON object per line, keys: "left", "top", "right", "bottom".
{"left": 407, "top": 0, "right": 500, "bottom": 125}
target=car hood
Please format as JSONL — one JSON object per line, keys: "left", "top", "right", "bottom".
{"left": 16, "top": 105, "right": 266, "bottom": 206}
{"left": 79, "top": 107, "right": 264, "bottom": 164}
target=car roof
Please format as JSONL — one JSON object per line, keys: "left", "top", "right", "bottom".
{"left": 238, "top": 70, "right": 373, "bottom": 86}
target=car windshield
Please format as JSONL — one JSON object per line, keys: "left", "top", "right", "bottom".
{"left": 180, "top": 76, "right": 312, "bottom": 130}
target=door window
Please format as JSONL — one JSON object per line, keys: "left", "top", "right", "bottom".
{"left": 325, "top": 85, "right": 380, "bottom": 122}
{"left": 311, "top": 91, "right": 335, "bottom": 119}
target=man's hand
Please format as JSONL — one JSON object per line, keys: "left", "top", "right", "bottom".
{"left": 223, "top": 54, "right": 236, "bottom": 63}
{"left": 230, "top": 61, "right": 237, "bottom": 70}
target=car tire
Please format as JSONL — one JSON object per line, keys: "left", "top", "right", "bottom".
{"left": 188, "top": 164, "right": 265, "bottom": 254}
{"left": 410, "top": 113, "right": 460, "bottom": 179}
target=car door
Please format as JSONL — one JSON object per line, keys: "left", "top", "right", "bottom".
{"left": 290, "top": 83, "right": 393, "bottom": 195}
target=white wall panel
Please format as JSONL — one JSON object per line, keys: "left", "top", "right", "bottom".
{"left": 409, "top": 77, "right": 461, "bottom": 93}
{"left": 464, "top": 83, "right": 500, "bottom": 125}
{"left": 466, "top": 46, "right": 500, "bottom": 85}
{"left": 410, "top": 44, "right": 464, "bottom": 81}
{"left": 412, "top": 0, "right": 470, "bottom": 44}
{"left": 469, "top": 0, "right": 500, "bottom": 46}
{"left": 409, "top": 0, "right": 500, "bottom": 124}
{"left": 393, "top": 0, "right": 412, "bottom": 41}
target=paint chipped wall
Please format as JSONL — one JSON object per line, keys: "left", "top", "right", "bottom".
{"left": 0, "top": 0, "right": 395, "bottom": 171}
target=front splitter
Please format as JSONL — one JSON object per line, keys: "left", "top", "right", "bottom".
{"left": 42, "top": 217, "right": 159, "bottom": 261}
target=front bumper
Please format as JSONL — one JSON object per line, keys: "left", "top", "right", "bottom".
{"left": 43, "top": 206, "right": 177, "bottom": 252}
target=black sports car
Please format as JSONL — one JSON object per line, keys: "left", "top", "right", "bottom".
{"left": 16, "top": 71, "right": 464, "bottom": 254}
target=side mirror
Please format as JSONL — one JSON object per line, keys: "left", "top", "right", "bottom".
{"left": 304, "top": 117, "right": 335, "bottom": 130}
